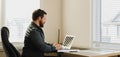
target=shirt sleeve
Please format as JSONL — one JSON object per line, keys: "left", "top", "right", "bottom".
{"left": 29, "top": 30, "right": 57, "bottom": 52}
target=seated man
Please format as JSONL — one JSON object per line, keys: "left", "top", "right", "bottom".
{"left": 22, "top": 9, "right": 61, "bottom": 57}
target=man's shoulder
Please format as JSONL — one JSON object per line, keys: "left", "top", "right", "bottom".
{"left": 25, "top": 26, "right": 40, "bottom": 37}
{"left": 29, "top": 24, "right": 40, "bottom": 31}
{"left": 29, "top": 27, "right": 40, "bottom": 33}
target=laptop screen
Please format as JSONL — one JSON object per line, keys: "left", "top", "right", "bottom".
{"left": 62, "top": 35, "right": 75, "bottom": 49}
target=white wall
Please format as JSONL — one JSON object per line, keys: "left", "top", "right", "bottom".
{"left": 40, "top": 0, "right": 62, "bottom": 43}
{"left": 62, "top": 0, "right": 92, "bottom": 48}
{"left": 0, "top": 0, "right": 2, "bottom": 27}
{"left": 0, "top": 0, "right": 1, "bottom": 42}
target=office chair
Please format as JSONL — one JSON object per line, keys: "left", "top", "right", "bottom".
{"left": 1, "top": 27, "right": 21, "bottom": 57}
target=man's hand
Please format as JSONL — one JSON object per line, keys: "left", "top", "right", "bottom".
{"left": 53, "top": 43, "right": 62, "bottom": 50}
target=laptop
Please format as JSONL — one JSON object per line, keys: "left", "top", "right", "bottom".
{"left": 58, "top": 35, "right": 80, "bottom": 52}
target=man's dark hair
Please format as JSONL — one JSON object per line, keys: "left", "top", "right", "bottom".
{"left": 32, "top": 9, "right": 47, "bottom": 21}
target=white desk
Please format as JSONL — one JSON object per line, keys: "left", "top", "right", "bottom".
{"left": 62, "top": 49, "right": 120, "bottom": 57}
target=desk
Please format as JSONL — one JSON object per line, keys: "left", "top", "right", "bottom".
{"left": 58, "top": 49, "right": 120, "bottom": 57}
{"left": 0, "top": 42, "right": 120, "bottom": 57}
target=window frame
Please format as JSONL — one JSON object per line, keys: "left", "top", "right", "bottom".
{"left": 93, "top": 0, "right": 120, "bottom": 50}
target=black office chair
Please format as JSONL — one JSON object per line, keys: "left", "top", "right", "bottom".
{"left": 1, "top": 27, "right": 21, "bottom": 57}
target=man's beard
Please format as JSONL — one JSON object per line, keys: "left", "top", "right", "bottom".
{"left": 39, "top": 21, "right": 44, "bottom": 28}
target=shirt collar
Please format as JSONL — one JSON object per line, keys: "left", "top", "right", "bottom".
{"left": 31, "top": 22, "right": 42, "bottom": 30}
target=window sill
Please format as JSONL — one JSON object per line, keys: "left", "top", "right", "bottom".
{"left": 93, "top": 42, "right": 120, "bottom": 50}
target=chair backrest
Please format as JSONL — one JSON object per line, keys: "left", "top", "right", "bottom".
{"left": 1, "top": 27, "right": 20, "bottom": 57}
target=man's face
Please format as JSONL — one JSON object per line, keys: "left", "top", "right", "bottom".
{"left": 39, "top": 15, "right": 46, "bottom": 27}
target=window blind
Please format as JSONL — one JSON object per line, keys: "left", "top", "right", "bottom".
{"left": 101, "top": 0, "right": 120, "bottom": 43}
{"left": 4, "top": 0, "right": 40, "bottom": 42}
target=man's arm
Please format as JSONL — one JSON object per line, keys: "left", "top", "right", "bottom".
{"left": 29, "top": 30, "right": 56, "bottom": 52}
{"left": 45, "top": 42, "right": 52, "bottom": 46}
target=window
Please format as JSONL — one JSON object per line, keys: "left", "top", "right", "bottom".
{"left": 3, "top": 0, "right": 40, "bottom": 42}
{"left": 93, "top": 0, "right": 120, "bottom": 50}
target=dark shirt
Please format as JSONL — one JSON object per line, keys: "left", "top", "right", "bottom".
{"left": 22, "top": 22, "right": 56, "bottom": 57}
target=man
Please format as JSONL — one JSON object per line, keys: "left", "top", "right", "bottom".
{"left": 22, "top": 9, "right": 61, "bottom": 57}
